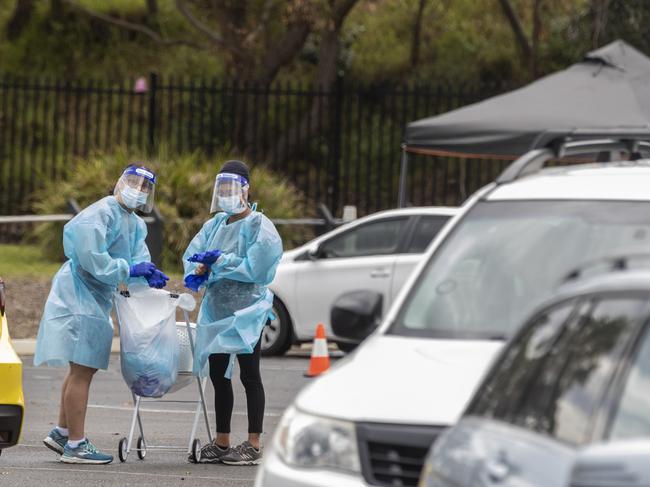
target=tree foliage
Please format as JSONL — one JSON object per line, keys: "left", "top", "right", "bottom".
{"left": 1, "top": 0, "right": 649, "bottom": 85}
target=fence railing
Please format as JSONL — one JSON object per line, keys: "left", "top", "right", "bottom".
{"left": 0, "top": 75, "right": 512, "bottom": 216}
{"left": 0, "top": 199, "right": 351, "bottom": 261}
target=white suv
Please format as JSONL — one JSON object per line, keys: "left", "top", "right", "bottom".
{"left": 256, "top": 132, "right": 650, "bottom": 487}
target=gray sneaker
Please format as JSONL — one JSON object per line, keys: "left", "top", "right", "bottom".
{"left": 43, "top": 428, "right": 68, "bottom": 454}
{"left": 220, "top": 441, "right": 262, "bottom": 466}
{"left": 194, "top": 441, "right": 232, "bottom": 464}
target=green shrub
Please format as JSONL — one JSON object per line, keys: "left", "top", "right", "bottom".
{"left": 31, "top": 149, "right": 311, "bottom": 271}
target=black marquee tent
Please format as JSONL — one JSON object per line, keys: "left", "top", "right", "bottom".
{"left": 399, "top": 40, "right": 650, "bottom": 205}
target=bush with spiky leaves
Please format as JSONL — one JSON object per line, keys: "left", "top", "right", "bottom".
{"left": 31, "top": 149, "right": 311, "bottom": 271}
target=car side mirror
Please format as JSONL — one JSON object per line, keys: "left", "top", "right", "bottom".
{"left": 307, "top": 243, "right": 321, "bottom": 261}
{"left": 571, "top": 440, "right": 650, "bottom": 486}
{"left": 331, "top": 290, "right": 383, "bottom": 344}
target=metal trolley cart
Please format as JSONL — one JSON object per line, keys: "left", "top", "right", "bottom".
{"left": 115, "top": 290, "right": 213, "bottom": 463}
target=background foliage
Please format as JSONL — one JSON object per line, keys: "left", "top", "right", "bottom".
{"left": 30, "top": 149, "right": 310, "bottom": 271}
{"left": 3, "top": 0, "right": 647, "bottom": 86}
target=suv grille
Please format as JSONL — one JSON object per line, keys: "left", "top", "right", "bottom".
{"left": 367, "top": 441, "right": 429, "bottom": 486}
{"left": 357, "top": 422, "right": 443, "bottom": 487}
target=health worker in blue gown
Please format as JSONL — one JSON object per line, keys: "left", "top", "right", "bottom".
{"left": 183, "top": 160, "right": 282, "bottom": 465}
{"left": 35, "top": 164, "right": 169, "bottom": 465}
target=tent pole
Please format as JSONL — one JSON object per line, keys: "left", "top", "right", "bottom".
{"left": 398, "top": 147, "right": 409, "bottom": 208}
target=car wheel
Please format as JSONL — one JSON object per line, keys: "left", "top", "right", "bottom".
{"left": 336, "top": 342, "right": 358, "bottom": 353}
{"left": 261, "top": 299, "right": 292, "bottom": 356}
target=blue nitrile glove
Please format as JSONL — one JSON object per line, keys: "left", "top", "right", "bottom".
{"left": 146, "top": 269, "right": 169, "bottom": 289}
{"left": 129, "top": 262, "right": 157, "bottom": 278}
{"left": 187, "top": 250, "right": 222, "bottom": 266}
{"left": 184, "top": 273, "right": 209, "bottom": 292}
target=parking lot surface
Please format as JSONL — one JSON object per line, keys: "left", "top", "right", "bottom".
{"left": 0, "top": 352, "right": 322, "bottom": 486}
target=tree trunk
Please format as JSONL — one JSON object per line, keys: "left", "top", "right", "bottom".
{"left": 410, "top": 0, "right": 427, "bottom": 68}
{"left": 497, "top": 0, "right": 531, "bottom": 60}
{"left": 591, "top": 0, "right": 610, "bottom": 48}
{"left": 254, "top": 21, "right": 312, "bottom": 84}
{"left": 269, "top": 0, "right": 359, "bottom": 167}
{"left": 146, "top": 0, "right": 158, "bottom": 16}
{"left": 530, "top": 0, "right": 543, "bottom": 78}
{"left": 6, "top": 0, "right": 35, "bottom": 41}
{"left": 50, "top": 0, "right": 64, "bottom": 18}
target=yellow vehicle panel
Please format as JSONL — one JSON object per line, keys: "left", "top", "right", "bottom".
{"left": 0, "top": 306, "right": 25, "bottom": 450}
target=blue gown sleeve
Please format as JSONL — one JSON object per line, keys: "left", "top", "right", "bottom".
{"left": 209, "top": 217, "right": 283, "bottom": 286}
{"left": 182, "top": 219, "right": 214, "bottom": 280}
{"left": 129, "top": 218, "right": 152, "bottom": 286}
{"left": 64, "top": 220, "right": 130, "bottom": 286}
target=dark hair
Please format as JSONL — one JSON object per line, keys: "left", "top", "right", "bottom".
{"left": 219, "top": 160, "right": 250, "bottom": 182}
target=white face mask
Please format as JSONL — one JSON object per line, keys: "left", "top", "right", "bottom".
{"left": 121, "top": 187, "right": 148, "bottom": 209}
{"left": 218, "top": 195, "right": 247, "bottom": 215}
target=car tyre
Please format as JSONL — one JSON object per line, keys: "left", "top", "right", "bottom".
{"left": 261, "top": 299, "right": 293, "bottom": 356}
{"left": 336, "top": 342, "right": 358, "bottom": 353}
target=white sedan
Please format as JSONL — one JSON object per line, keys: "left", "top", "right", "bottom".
{"left": 262, "top": 207, "right": 457, "bottom": 355}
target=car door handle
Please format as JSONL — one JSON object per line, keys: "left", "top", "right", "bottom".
{"left": 370, "top": 269, "right": 390, "bottom": 278}
{"left": 485, "top": 455, "right": 512, "bottom": 483}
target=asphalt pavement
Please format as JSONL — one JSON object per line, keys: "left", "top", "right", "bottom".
{"left": 0, "top": 352, "right": 323, "bottom": 487}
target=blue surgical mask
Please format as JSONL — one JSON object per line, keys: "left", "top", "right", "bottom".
{"left": 218, "top": 195, "right": 246, "bottom": 215}
{"left": 121, "top": 187, "right": 148, "bottom": 209}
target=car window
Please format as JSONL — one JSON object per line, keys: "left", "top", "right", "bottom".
{"left": 609, "top": 323, "right": 650, "bottom": 440}
{"left": 406, "top": 216, "right": 450, "bottom": 253}
{"left": 468, "top": 300, "right": 576, "bottom": 420}
{"left": 470, "top": 297, "right": 643, "bottom": 445}
{"left": 391, "top": 200, "right": 650, "bottom": 339}
{"left": 516, "top": 299, "right": 641, "bottom": 444}
{"left": 319, "top": 218, "right": 408, "bottom": 258}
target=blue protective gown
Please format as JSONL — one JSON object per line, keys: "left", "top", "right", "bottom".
{"left": 34, "top": 196, "right": 150, "bottom": 370}
{"left": 183, "top": 211, "right": 283, "bottom": 377}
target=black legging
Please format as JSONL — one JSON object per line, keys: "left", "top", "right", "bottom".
{"left": 208, "top": 338, "right": 265, "bottom": 434}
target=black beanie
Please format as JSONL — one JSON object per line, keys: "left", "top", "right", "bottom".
{"left": 219, "top": 160, "right": 250, "bottom": 183}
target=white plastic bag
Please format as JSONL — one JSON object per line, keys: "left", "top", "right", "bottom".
{"left": 114, "top": 286, "right": 184, "bottom": 398}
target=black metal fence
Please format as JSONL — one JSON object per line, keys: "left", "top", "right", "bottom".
{"left": 0, "top": 74, "right": 510, "bottom": 216}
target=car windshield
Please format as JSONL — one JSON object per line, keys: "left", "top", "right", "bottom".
{"left": 390, "top": 200, "right": 650, "bottom": 339}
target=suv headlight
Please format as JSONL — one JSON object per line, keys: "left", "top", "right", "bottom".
{"left": 274, "top": 406, "right": 361, "bottom": 473}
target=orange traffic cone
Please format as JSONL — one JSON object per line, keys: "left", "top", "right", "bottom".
{"left": 304, "top": 324, "right": 330, "bottom": 377}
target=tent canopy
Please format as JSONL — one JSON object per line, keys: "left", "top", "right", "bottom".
{"left": 404, "top": 40, "right": 650, "bottom": 158}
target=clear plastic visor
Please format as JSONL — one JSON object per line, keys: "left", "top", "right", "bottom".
{"left": 114, "top": 174, "right": 156, "bottom": 213}
{"left": 210, "top": 173, "right": 249, "bottom": 213}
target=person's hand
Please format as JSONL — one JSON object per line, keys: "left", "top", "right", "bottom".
{"left": 194, "top": 263, "right": 208, "bottom": 276}
{"left": 129, "top": 262, "right": 156, "bottom": 278}
{"left": 146, "top": 269, "right": 169, "bottom": 289}
{"left": 184, "top": 273, "right": 208, "bottom": 292}
{"left": 187, "top": 250, "right": 222, "bottom": 266}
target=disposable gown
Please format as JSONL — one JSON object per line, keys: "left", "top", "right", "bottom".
{"left": 34, "top": 196, "right": 150, "bottom": 370}
{"left": 183, "top": 211, "right": 283, "bottom": 377}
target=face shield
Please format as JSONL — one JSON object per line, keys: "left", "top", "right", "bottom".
{"left": 210, "top": 173, "right": 249, "bottom": 214}
{"left": 114, "top": 165, "right": 156, "bottom": 213}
